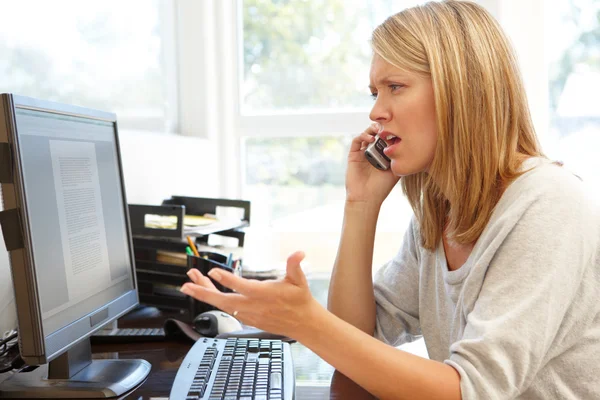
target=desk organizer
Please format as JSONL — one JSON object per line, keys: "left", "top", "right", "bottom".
{"left": 129, "top": 196, "right": 250, "bottom": 317}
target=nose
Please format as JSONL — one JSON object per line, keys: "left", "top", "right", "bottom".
{"left": 369, "top": 96, "right": 391, "bottom": 124}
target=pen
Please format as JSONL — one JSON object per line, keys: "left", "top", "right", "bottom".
{"left": 186, "top": 236, "right": 200, "bottom": 257}
{"left": 232, "top": 259, "right": 241, "bottom": 276}
{"left": 185, "top": 246, "right": 193, "bottom": 256}
{"left": 235, "top": 260, "right": 242, "bottom": 277}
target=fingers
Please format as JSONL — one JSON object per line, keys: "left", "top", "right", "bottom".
{"left": 180, "top": 282, "right": 247, "bottom": 314}
{"left": 207, "top": 268, "right": 260, "bottom": 297}
{"left": 349, "top": 123, "right": 382, "bottom": 152}
{"left": 285, "top": 251, "right": 308, "bottom": 287}
{"left": 187, "top": 268, "right": 218, "bottom": 291}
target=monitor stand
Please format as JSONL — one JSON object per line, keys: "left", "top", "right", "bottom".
{"left": 0, "top": 339, "right": 150, "bottom": 398}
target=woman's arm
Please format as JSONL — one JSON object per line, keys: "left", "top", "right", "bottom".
{"left": 327, "top": 201, "right": 380, "bottom": 334}
{"left": 182, "top": 253, "right": 459, "bottom": 400}
{"left": 301, "top": 302, "right": 462, "bottom": 400}
{"left": 327, "top": 124, "right": 399, "bottom": 334}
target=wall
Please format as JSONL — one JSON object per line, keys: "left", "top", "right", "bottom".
{"left": 0, "top": 131, "right": 219, "bottom": 333}
{"left": 118, "top": 130, "right": 220, "bottom": 204}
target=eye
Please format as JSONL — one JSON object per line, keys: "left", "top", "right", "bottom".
{"left": 389, "top": 84, "right": 405, "bottom": 92}
{"left": 370, "top": 92, "right": 378, "bottom": 100}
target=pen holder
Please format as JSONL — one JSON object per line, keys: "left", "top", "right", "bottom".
{"left": 187, "top": 252, "right": 237, "bottom": 314}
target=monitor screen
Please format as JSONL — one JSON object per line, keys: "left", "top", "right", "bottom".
{"left": 14, "top": 108, "right": 134, "bottom": 337}
{"left": 0, "top": 95, "right": 140, "bottom": 366}
{"left": 0, "top": 95, "right": 148, "bottom": 398}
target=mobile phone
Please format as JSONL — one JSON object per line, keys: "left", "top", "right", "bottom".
{"left": 365, "top": 137, "right": 390, "bottom": 170}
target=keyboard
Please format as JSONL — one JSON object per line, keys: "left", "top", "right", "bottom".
{"left": 170, "top": 337, "right": 295, "bottom": 400}
{"left": 90, "top": 327, "right": 166, "bottom": 344}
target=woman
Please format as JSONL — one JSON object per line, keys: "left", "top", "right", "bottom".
{"left": 180, "top": 1, "right": 600, "bottom": 398}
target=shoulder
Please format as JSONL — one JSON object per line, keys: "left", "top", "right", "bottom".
{"left": 480, "top": 157, "right": 600, "bottom": 250}
{"left": 489, "top": 157, "right": 600, "bottom": 249}
{"left": 513, "top": 158, "right": 583, "bottom": 198}
{"left": 498, "top": 158, "right": 595, "bottom": 217}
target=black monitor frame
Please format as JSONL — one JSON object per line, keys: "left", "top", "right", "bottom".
{"left": 0, "top": 94, "right": 149, "bottom": 398}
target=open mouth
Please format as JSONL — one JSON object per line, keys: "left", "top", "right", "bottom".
{"left": 384, "top": 134, "right": 401, "bottom": 146}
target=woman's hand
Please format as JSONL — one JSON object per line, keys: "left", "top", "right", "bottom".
{"left": 346, "top": 123, "right": 400, "bottom": 206}
{"left": 180, "top": 251, "right": 321, "bottom": 340}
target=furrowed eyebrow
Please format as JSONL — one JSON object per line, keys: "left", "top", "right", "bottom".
{"left": 369, "top": 76, "right": 409, "bottom": 89}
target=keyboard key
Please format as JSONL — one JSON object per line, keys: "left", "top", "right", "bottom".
{"left": 271, "top": 372, "right": 282, "bottom": 390}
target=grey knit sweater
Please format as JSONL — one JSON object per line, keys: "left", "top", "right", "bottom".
{"left": 373, "top": 158, "right": 600, "bottom": 399}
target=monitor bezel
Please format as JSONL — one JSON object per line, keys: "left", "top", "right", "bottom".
{"left": 0, "top": 94, "right": 140, "bottom": 364}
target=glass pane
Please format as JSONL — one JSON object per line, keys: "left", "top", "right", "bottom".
{"left": 244, "top": 136, "right": 348, "bottom": 225}
{"left": 546, "top": 0, "right": 600, "bottom": 196}
{"left": 0, "top": 0, "right": 173, "bottom": 131}
{"left": 242, "top": 136, "right": 412, "bottom": 275}
{"left": 240, "top": 0, "right": 429, "bottom": 114}
{"left": 240, "top": 1, "right": 430, "bottom": 275}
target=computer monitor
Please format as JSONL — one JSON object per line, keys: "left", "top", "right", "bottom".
{"left": 0, "top": 94, "right": 150, "bottom": 398}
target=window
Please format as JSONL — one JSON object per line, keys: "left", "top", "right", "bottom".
{"left": 0, "top": 0, "right": 177, "bottom": 132}
{"left": 545, "top": 0, "right": 600, "bottom": 197}
{"left": 236, "top": 1, "right": 432, "bottom": 373}
{"left": 241, "top": 0, "right": 396, "bottom": 113}
{"left": 239, "top": 0, "right": 428, "bottom": 278}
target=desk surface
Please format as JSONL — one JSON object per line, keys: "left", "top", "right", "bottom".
{"left": 1, "top": 279, "right": 376, "bottom": 399}
{"left": 92, "top": 341, "right": 374, "bottom": 399}
{"left": 91, "top": 306, "right": 377, "bottom": 400}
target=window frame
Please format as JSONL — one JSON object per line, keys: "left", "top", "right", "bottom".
{"left": 117, "top": 0, "right": 181, "bottom": 134}
{"left": 0, "top": 0, "right": 181, "bottom": 135}
{"left": 195, "top": 0, "right": 546, "bottom": 199}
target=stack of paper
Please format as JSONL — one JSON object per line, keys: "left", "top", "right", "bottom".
{"left": 184, "top": 216, "right": 247, "bottom": 236}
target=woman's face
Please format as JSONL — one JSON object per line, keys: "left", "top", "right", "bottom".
{"left": 369, "top": 54, "right": 438, "bottom": 177}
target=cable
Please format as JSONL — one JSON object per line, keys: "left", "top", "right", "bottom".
{"left": 0, "top": 353, "right": 23, "bottom": 374}
{"left": 0, "top": 343, "right": 17, "bottom": 358}
{"left": 0, "top": 329, "right": 19, "bottom": 372}
{"left": 1, "top": 329, "right": 18, "bottom": 342}
{"left": 1, "top": 330, "right": 18, "bottom": 345}
{"left": 0, "top": 330, "right": 29, "bottom": 374}
{"left": 0, "top": 330, "right": 18, "bottom": 356}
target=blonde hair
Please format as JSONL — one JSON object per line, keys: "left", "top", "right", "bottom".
{"left": 371, "top": 0, "right": 544, "bottom": 250}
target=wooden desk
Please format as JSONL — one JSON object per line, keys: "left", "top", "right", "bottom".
{"left": 92, "top": 342, "right": 375, "bottom": 399}
{"left": 91, "top": 307, "right": 376, "bottom": 399}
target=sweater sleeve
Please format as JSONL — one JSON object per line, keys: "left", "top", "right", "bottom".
{"left": 373, "top": 217, "right": 423, "bottom": 346}
{"left": 444, "top": 174, "right": 597, "bottom": 399}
